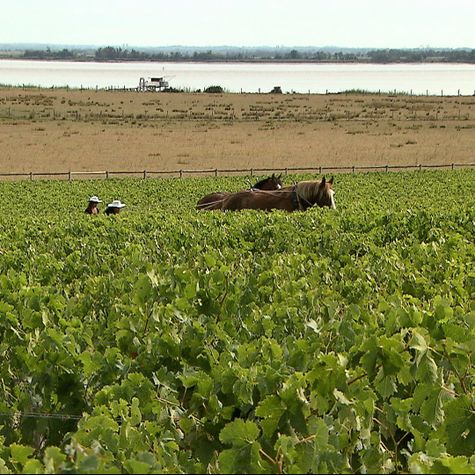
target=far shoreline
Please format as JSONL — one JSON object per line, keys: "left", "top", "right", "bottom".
{"left": 2, "top": 57, "right": 475, "bottom": 66}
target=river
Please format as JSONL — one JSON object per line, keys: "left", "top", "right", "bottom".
{"left": 1, "top": 59, "right": 475, "bottom": 95}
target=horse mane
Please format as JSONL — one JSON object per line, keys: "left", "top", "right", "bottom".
{"left": 295, "top": 180, "right": 322, "bottom": 203}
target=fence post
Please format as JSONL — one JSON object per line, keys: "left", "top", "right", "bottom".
{"left": 250, "top": 168, "right": 253, "bottom": 177}
{"left": 285, "top": 167, "right": 288, "bottom": 176}
{"left": 352, "top": 165, "right": 355, "bottom": 173}
{"left": 68, "top": 171, "right": 72, "bottom": 181}
{"left": 179, "top": 169, "right": 183, "bottom": 178}
{"left": 143, "top": 170, "right": 147, "bottom": 179}
{"left": 451, "top": 163, "right": 454, "bottom": 170}
{"left": 214, "top": 168, "right": 218, "bottom": 177}
{"left": 385, "top": 165, "right": 388, "bottom": 173}
{"left": 30, "top": 171, "right": 33, "bottom": 181}
{"left": 419, "top": 164, "right": 422, "bottom": 172}
{"left": 318, "top": 166, "right": 322, "bottom": 174}
{"left": 106, "top": 171, "right": 109, "bottom": 179}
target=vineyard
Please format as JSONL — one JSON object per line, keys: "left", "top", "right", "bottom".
{"left": 0, "top": 169, "right": 474, "bottom": 473}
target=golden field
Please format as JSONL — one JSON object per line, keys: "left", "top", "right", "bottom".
{"left": 0, "top": 87, "right": 474, "bottom": 175}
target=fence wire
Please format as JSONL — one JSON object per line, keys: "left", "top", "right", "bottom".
{"left": 0, "top": 411, "right": 123, "bottom": 422}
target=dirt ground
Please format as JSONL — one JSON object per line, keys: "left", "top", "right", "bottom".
{"left": 0, "top": 87, "right": 474, "bottom": 175}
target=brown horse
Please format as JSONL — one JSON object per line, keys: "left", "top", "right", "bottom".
{"left": 221, "top": 177, "right": 335, "bottom": 212}
{"left": 196, "top": 173, "right": 283, "bottom": 210}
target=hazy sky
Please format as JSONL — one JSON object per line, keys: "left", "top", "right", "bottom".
{"left": 1, "top": 0, "right": 473, "bottom": 48}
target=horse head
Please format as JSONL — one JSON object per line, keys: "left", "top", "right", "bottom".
{"left": 296, "top": 176, "right": 336, "bottom": 209}
{"left": 317, "top": 176, "right": 336, "bottom": 209}
{"left": 254, "top": 173, "right": 283, "bottom": 190}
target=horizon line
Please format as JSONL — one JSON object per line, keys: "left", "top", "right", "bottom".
{"left": 0, "top": 42, "right": 473, "bottom": 50}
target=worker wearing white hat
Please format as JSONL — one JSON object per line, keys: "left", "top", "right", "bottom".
{"left": 105, "top": 200, "right": 126, "bottom": 215}
{"left": 85, "top": 196, "right": 102, "bottom": 215}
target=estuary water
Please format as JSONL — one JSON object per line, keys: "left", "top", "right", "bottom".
{"left": 1, "top": 59, "right": 475, "bottom": 95}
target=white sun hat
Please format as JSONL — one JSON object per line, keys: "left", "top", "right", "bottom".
{"left": 107, "top": 200, "right": 126, "bottom": 208}
{"left": 89, "top": 196, "right": 102, "bottom": 203}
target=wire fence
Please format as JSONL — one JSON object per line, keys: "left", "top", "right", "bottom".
{"left": 0, "top": 162, "right": 473, "bottom": 182}
{"left": 0, "top": 411, "right": 123, "bottom": 422}
{"left": 0, "top": 411, "right": 84, "bottom": 421}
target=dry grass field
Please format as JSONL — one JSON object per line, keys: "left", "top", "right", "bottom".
{"left": 0, "top": 87, "right": 474, "bottom": 175}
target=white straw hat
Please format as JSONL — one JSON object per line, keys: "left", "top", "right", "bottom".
{"left": 107, "top": 200, "right": 126, "bottom": 208}
{"left": 89, "top": 196, "right": 102, "bottom": 203}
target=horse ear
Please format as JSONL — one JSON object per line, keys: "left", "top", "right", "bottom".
{"left": 329, "top": 176, "right": 334, "bottom": 185}
{"left": 271, "top": 173, "right": 276, "bottom": 178}
{"left": 278, "top": 173, "right": 282, "bottom": 179}
{"left": 321, "top": 176, "right": 326, "bottom": 186}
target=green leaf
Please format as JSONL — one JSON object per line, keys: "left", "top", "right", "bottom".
{"left": 422, "top": 393, "right": 445, "bottom": 429}
{"left": 124, "top": 459, "right": 152, "bottom": 474}
{"left": 413, "top": 384, "right": 445, "bottom": 429}
{"left": 408, "top": 452, "right": 433, "bottom": 473}
{"left": 43, "top": 446, "right": 66, "bottom": 473}
{"left": 375, "top": 374, "right": 397, "bottom": 399}
{"left": 425, "top": 439, "right": 446, "bottom": 458}
{"left": 333, "top": 388, "right": 352, "bottom": 406}
{"left": 0, "top": 458, "right": 11, "bottom": 474}
{"left": 217, "top": 442, "right": 263, "bottom": 474}
{"left": 415, "top": 353, "right": 438, "bottom": 383}
{"left": 255, "top": 395, "right": 285, "bottom": 438}
{"left": 78, "top": 454, "right": 99, "bottom": 473}
{"left": 9, "top": 444, "right": 34, "bottom": 465}
{"left": 130, "top": 397, "right": 142, "bottom": 426}
{"left": 219, "top": 419, "right": 260, "bottom": 448}
{"left": 22, "top": 459, "right": 43, "bottom": 474}
{"left": 444, "top": 396, "right": 475, "bottom": 456}
{"left": 360, "top": 336, "right": 379, "bottom": 379}
{"left": 409, "top": 329, "right": 428, "bottom": 359}
{"left": 133, "top": 274, "right": 153, "bottom": 307}
{"left": 433, "top": 455, "right": 474, "bottom": 474}
{"left": 434, "top": 296, "right": 453, "bottom": 321}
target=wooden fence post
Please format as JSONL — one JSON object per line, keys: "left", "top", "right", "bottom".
{"left": 214, "top": 168, "right": 218, "bottom": 177}
{"left": 179, "top": 169, "right": 183, "bottom": 178}
{"left": 143, "top": 170, "right": 147, "bottom": 179}
{"left": 106, "top": 171, "right": 109, "bottom": 179}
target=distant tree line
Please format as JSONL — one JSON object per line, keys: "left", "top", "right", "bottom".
{"left": 22, "top": 47, "right": 77, "bottom": 60}
{"left": 18, "top": 47, "right": 475, "bottom": 63}
{"left": 366, "top": 48, "right": 475, "bottom": 63}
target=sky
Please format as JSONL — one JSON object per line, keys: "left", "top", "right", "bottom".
{"left": 1, "top": 0, "right": 474, "bottom": 49}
